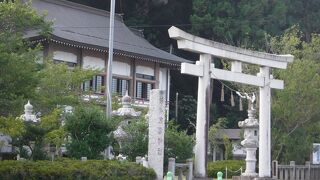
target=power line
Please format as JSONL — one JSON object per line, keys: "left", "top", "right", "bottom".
{"left": 53, "top": 19, "right": 273, "bottom": 29}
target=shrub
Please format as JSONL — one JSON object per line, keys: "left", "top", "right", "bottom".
{"left": 207, "top": 160, "right": 245, "bottom": 178}
{"left": 165, "top": 125, "right": 194, "bottom": 163}
{"left": 0, "top": 160, "right": 156, "bottom": 180}
{"left": 65, "top": 106, "right": 117, "bottom": 159}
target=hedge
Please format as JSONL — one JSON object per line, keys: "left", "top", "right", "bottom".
{"left": 207, "top": 160, "right": 245, "bottom": 178}
{"left": 0, "top": 159, "right": 156, "bottom": 180}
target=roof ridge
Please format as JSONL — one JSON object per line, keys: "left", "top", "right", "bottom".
{"left": 39, "top": 0, "right": 123, "bottom": 21}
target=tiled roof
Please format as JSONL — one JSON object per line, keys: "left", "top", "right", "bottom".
{"left": 27, "top": 0, "right": 191, "bottom": 65}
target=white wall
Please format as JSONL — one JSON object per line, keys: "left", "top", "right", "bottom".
{"left": 82, "top": 56, "right": 104, "bottom": 70}
{"left": 112, "top": 61, "right": 131, "bottom": 76}
{"left": 53, "top": 51, "right": 77, "bottom": 63}
{"left": 136, "top": 65, "right": 154, "bottom": 76}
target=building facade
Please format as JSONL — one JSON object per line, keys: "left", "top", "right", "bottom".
{"left": 27, "top": 0, "right": 190, "bottom": 105}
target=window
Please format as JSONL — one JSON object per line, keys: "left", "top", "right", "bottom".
{"left": 136, "top": 73, "right": 154, "bottom": 80}
{"left": 112, "top": 78, "right": 129, "bottom": 96}
{"left": 82, "top": 75, "right": 105, "bottom": 94}
{"left": 136, "top": 81, "right": 153, "bottom": 100}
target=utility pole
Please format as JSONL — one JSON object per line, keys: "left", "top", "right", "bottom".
{"left": 175, "top": 92, "right": 178, "bottom": 121}
{"left": 106, "top": 0, "right": 116, "bottom": 118}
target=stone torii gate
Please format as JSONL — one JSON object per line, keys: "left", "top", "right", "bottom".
{"left": 168, "top": 26, "right": 294, "bottom": 179}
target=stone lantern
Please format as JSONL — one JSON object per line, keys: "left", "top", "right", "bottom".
{"left": 112, "top": 91, "right": 141, "bottom": 155}
{"left": 20, "top": 101, "right": 39, "bottom": 123}
{"left": 238, "top": 109, "right": 259, "bottom": 177}
{"left": 113, "top": 91, "right": 141, "bottom": 118}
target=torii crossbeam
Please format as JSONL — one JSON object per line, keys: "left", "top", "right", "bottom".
{"left": 169, "top": 26, "right": 294, "bottom": 179}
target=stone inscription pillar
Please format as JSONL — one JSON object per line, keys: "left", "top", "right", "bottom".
{"left": 148, "top": 89, "right": 166, "bottom": 179}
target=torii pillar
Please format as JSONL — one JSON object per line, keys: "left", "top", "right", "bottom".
{"left": 194, "top": 54, "right": 211, "bottom": 177}
{"left": 168, "top": 26, "right": 294, "bottom": 179}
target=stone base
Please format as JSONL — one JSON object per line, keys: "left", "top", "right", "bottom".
{"left": 232, "top": 175, "right": 257, "bottom": 180}
{"left": 253, "top": 178, "right": 277, "bottom": 180}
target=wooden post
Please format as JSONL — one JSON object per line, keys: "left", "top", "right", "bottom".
{"left": 272, "top": 160, "right": 278, "bottom": 179}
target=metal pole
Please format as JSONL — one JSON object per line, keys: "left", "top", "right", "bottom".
{"left": 175, "top": 92, "right": 179, "bottom": 121}
{"left": 106, "top": 0, "right": 116, "bottom": 118}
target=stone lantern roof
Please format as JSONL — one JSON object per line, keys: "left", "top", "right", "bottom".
{"left": 20, "top": 101, "right": 40, "bottom": 123}
{"left": 112, "top": 91, "right": 141, "bottom": 117}
{"left": 24, "top": 101, "right": 33, "bottom": 114}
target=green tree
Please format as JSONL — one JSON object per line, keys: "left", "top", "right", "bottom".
{"left": 0, "top": 0, "right": 51, "bottom": 116}
{"left": 222, "top": 135, "right": 233, "bottom": 160}
{"left": 285, "top": 0, "right": 320, "bottom": 42}
{"left": 14, "top": 109, "right": 63, "bottom": 160}
{"left": 190, "top": 0, "right": 287, "bottom": 49}
{"left": 270, "top": 27, "right": 320, "bottom": 163}
{"left": 0, "top": 116, "right": 25, "bottom": 138}
{"left": 121, "top": 118, "right": 149, "bottom": 161}
{"left": 208, "top": 117, "right": 227, "bottom": 152}
{"left": 164, "top": 123, "right": 194, "bottom": 163}
{"left": 121, "top": 119, "right": 194, "bottom": 163}
{"left": 40, "top": 108, "right": 67, "bottom": 155}
{"left": 36, "top": 61, "right": 98, "bottom": 114}
{"left": 170, "top": 95, "right": 197, "bottom": 134}
{"left": 65, "top": 106, "right": 116, "bottom": 159}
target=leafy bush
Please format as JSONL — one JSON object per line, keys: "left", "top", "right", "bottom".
{"left": 165, "top": 124, "right": 194, "bottom": 163}
{"left": 121, "top": 120, "right": 194, "bottom": 163}
{"left": 65, "top": 106, "right": 117, "bottom": 159}
{"left": 0, "top": 160, "right": 156, "bottom": 180}
{"left": 121, "top": 118, "right": 148, "bottom": 161}
{"left": 207, "top": 160, "right": 245, "bottom": 178}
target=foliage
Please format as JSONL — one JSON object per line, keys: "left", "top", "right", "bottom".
{"left": 207, "top": 160, "right": 245, "bottom": 178}
{"left": 15, "top": 121, "right": 47, "bottom": 160}
{"left": 170, "top": 95, "right": 197, "bottom": 134}
{"left": 0, "top": 116, "right": 25, "bottom": 138}
{"left": 44, "top": 127, "right": 66, "bottom": 150}
{"left": 285, "top": 0, "right": 320, "bottom": 42}
{"left": 121, "top": 118, "right": 148, "bottom": 161}
{"left": 222, "top": 135, "right": 233, "bottom": 160}
{"left": 36, "top": 60, "right": 98, "bottom": 114}
{"left": 270, "top": 26, "right": 320, "bottom": 163}
{"left": 0, "top": 0, "right": 51, "bottom": 116}
{"left": 208, "top": 117, "right": 227, "bottom": 149}
{"left": 41, "top": 109, "right": 67, "bottom": 149}
{"left": 121, "top": 119, "right": 194, "bottom": 163}
{"left": 190, "top": 0, "right": 287, "bottom": 49}
{"left": 208, "top": 118, "right": 235, "bottom": 160}
{"left": 0, "top": 160, "right": 156, "bottom": 180}
{"left": 65, "top": 106, "right": 116, "bottom": 159}
{"left": 164, "top": 123, "right": 194, "bottom": 163}
{"left": 11, "top": 109, "right": 65, "bottom": 160}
